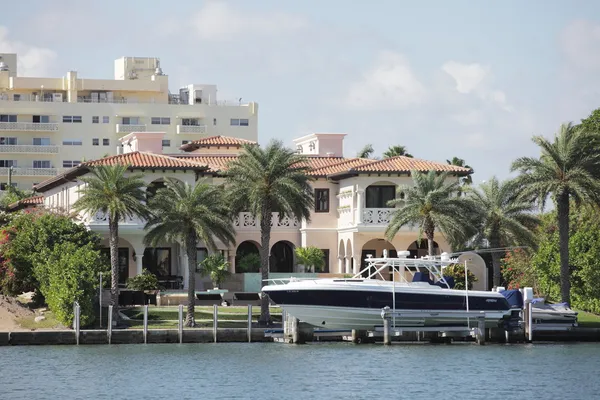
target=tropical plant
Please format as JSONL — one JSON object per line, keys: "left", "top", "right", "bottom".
{"left": 199, "top": 253, "right": 231, "bottom": 288}
{"left": 73, "top": 165, "right": 148, "bottom": 324}
{"left": 357, "top": 144, "right": 376, "bottom": 159}
{"left": 226, "top": 140, "right": 313, "bottom": 325}
{"left": 443, "top": 263, "right": 478, "bottom": 290}
{"left": 383, "top": 145, "right": 413, "bottom": 159}
{"left": 511, "top": 123, "right": 600, "bottom": 304}
{"left": 468, "top": 177, "right": 540, "bottom": 287}
{"left": 294, "top": 246, "right": 325, "bottom": 272}
{"left": 127, "top": 269, "right": 160, "bottom": 291}
{"left": 236, "top": 252, "right": 261, "bottom": 273}
{"left": 385, "top": 170, "right": 478, "bottom": 255}
{"left": 447, "top": 157, "right": 473, "bottom": 186}
{"left": 0, "top": 186, "right": 34, "bottom": 210}
{"left": 501, "top": 249, "right": 538, "bottom": 291}
{"left": 144, "top": 178, "right": 235, "bottom": 326}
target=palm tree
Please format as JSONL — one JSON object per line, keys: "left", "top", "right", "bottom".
{"left": 511, "top": 123, "right": 600, "bottom": 304}
{"left": 73, "top": 165, "right": 148, "bottom": 324}
{"left": 447, "top": 157, "right": 473, "bottom": 186}
{"left": 226, "top": 140, "right": 313, "bottom": 325}
{"left": 469, "top": 177, "right": 540, "bottom": 287}
{"left": 144, "top": 178, "right": 235, "bottom": 327}
{"left": 357, "top": 144, "right": 376, "bottom": 159}
{"left": 383, "top": 145, "right": 413, "bottom": 159}
{"left": 385, "top": 170, "right": 478, "bottom": 256}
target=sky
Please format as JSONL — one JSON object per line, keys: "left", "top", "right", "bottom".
{"left": 2, "top": 0, "right": 600, "bottom": 182}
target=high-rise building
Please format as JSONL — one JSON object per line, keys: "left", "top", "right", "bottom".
{"left": 0, "top": 54, "right": 258, "bottom": 191}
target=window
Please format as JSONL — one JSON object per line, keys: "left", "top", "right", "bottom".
{"left": 32, "top": 115, "right": 50, "bottom": 123}
{"left": 103, "top": 138, "right": 110, "bottom": 146}
{"left": 92, "top": 138, "right": 99, "bottom": 146}
{"left": 151, "top": 117, "right": 170, "bottom": 125}
{"left": 314, "top": 189, "right": 330, "bottom": 212}
{"left": 102, "top": 116, "right": 110, "bottom": 124}
{"left": 213, "top": 118, "right": 217, "bottom": 126}
{"left": 62, "top": 140, "right": 83, "bottom": 146}
{"left": 33, "top": 160, "right": 51, "bottom": 169}
{"left": 13, "top": 94, "right": 20, "bottom": 101}
{"left": 230, "top": 118, "right": 249, "bottom": 126}
{"left": 100, "top": 248, "right": 129, "bottom": 284}
{"left": 0, "top": 182, "right": 17, "bottom": 191}
{"left": 195, "top": 248, "right": 208, "bottom": 272}
{"left": 181, "top": 140, "right": 189, "bottom": 145}
{"left": 0, "top": 115, "right": 17, "bottom": 122}
{"left": 62, "top": 115, "right": 82, "bottom": 123}
{"left": 142, "top": 248, "right": 172, "bottom": 277}
{"left": 33, "top": 138, "right": 50, "bottom": 146}
{"left": 162, "top": 140, "right": 171, "bottom": 147}
{"left": 0, "top": 160, "right": 16, "bottom": 167}
{"left": 122, "top": 117, "right": 139, "bottom": 125}
{"left": 365, "top": 185, "right": 396, "bottom": 208}
{"left": 62, "top": 160, "right": 81, "bottom": 168}
{"left": 0, "top": 137, "right": 17, "bottom": 145}
{"left": 320, "top": 249, "right": 330, "bottom": 273}
{"left": 92, "top": 116, "right": 99, "bottom": 124}
{"left": 182, "top": 118, "right": 199, "bottom": 126}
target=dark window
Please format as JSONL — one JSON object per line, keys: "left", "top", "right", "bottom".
{"left": 0, "top": 115, "right": 17, "bottom": 122}
{"left": 92, "top": 138, "right": 99, "bottom": 146}
{"left": 366, "top": 185, "right": 396, "bottom": 208}
{"left": 162, "top": 140, "right": 170, "bottom": 147}
{"left": 320, "top": 249, "right": 330, "bottom": 273}
{"left": 33, "top": 115, "right": 49, "bottom": 123}
{"left": 103, "top": 138, "right": 110, "bottom": 146}
{"left": 143, "top": 248, "right": 172, "bottom": 277}
{"left": 196, "top": 248, "right": 208, "bottom": 272}
{"left": 92, "top": 116, "right": 99, "bottom": 124}
{"left": 314, "top": 189, "right": 330, "bottom": 212}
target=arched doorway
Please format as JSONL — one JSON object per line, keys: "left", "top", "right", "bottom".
{"left": 270, "top": 241, "right": 295, "bottom": 273}
{"left": 407, "top": 239, "right": 439, "bottom": 258}
{"left": 361, "top": 238, "right": 397, "bottom": 277}
{"left": 235, "top": 241, "right": 260, "bottom": 273}
{"left": 146, "top": 179, "right": 167, "bottom": 201}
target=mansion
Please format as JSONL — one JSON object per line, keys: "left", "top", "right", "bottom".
{"left": 11, "top": 132, "right": 472, "bottom": 292}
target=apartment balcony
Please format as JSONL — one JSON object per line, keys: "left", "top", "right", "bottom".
{"left": 0, "top": 145, "right": 59, "bottom": 154}
{"left": 0, "top": 167, "right": 59, "bottom": 176}
{"left": 177, "top": 125, "right": 207, "bottom": 134}
{"left": 86, "top": 211, "right": 144, "bottom": 226}
{"left": 116, "top": 124, "right": 147, "bottom": 134}
{"left": 362, "top": 208, "right": 394, "bottom": 225}
{"left": 0, "top": 122, "right": 59, "bottom": 132}
{"left": 233, "top": 212, "right": 300, "bottom": 230}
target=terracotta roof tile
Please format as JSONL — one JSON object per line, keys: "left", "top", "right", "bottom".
{"left": 350, "top": 156, "right": 472, "bottom": 174}
{"left": 84, "top": 152, "right": 203, "bottom": 169}
{"left": 180, "top": 135, "right": 257, "bottom": 151}
{"left": 309, "top": 158, "right": 374, "bottom": 176}
{"left": 7, "top": 195, "right": 43, "bottom": 211}
{"left": 175, "top": 155, "right": 238, "bottom": 173}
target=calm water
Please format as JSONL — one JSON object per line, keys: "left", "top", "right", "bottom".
{"left": 1, "top": 343, "right": 599, "bottom": 399}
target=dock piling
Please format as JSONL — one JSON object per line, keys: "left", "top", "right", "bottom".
{"left": 383, "top": 317, "right": 391, "bottom": 345}
{"left": 73, "top": 302, "right": 80, "bottom": 345}
{"left": 247, "top": 305, "right": 252, "bottom": 343}
{"left": 476, "top": 312, "right": 486, "bottom": 345}
{"left": 143, "top": 305, "right": 148, "bottom": 344}
{"left": 178, "top": 304, "right": 183, "bottom": 344}
{"left": 213, "top": 304, "right": 218, "bottom": 343}
{"left": 107, "top": 305, "right": 113, "bottom": 344}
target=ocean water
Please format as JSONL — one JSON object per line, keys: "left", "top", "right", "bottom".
{"left": 1, "top": 342, "right": 599, "bottom": 399}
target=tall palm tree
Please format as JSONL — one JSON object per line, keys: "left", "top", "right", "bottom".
{"left": 383, "top": 145, "right": 413, "bottom": 159}
{"left": 447, "top": 157, "right": 473, "bottom": 186}
{"left": 385, "top": 170, "right": 478, "bottom": 256}
{"left": 357, "top": 144, "right": 376, "bottom": 159}
{"left": 511, "top": 123, "right": 600, "bottom": 304}
{"left": 226, "top": 140, "right": 313, "bottom": 325}
{"left": 469, "top": 177, "right": 540, "bottom": 287}
{"left": 73, "top": 164, "right": 148, "bottom": 324}
{"left": 144, "top": 178, "right": 235, "bottom": 327}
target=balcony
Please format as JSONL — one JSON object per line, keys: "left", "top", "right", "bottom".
{"left": 0, "top": 145, "right": 59, "bottom": 154}
{"left": 233, "top": 212, "right": 300, "bottom": 230}
{"left": 362, "top": 208, "right": 394, "bottom": 225}
{"left": 177, "top": 125, "right": 207, "bottom": 134}
{"left": 0, "top": 167, "right": 59, "bottom": 176}
{"left": 86, "top": 211, "right": 144, "bottom": 225}
{"left": 116, "top": 124, "right": 147, "bottom": 134}
{"left": 0, "top": 122, "right": 59, "bottom": 132}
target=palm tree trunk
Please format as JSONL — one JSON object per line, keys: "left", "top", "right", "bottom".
{"left": 258, "top": 209, "right": 273, "bottom": 326}
{"left": 557, "top": 191, "right": 571, "bottom": 304}
{"left": 425, "top": 218, "right": 435, "bottom": 256}
{"left": 490, "top": 238, "right": 502, "bottom": 288}
{"left": 185, "top": 233, "right": 197, "bottom": 327}
{"left": 108, "top": 215, "right": 120, "bottom": 325}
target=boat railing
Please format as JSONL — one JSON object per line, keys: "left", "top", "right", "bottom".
{"left": 263, "top": 277, "right": 319, "bottom": 286}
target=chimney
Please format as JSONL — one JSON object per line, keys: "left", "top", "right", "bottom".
{"left": 119, "top": 132, "right": 165, "bottom": 154}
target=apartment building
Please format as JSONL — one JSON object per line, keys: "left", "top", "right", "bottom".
{"left": 0, "top": 54, "right": 258, "bottom": 191}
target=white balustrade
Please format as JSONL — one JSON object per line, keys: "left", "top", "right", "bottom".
{"left": 177, "top": 125, "right": 207, "bottom": 134}
{"left": 362, "top": 208, "right": 394, "bottom": 225}
{"left": 116, "top": 124, "right": 147, "bottom": 134}
{"left": 233, "top": 212, "right": 299, "bottom": 230}
{"left": 0, "top": 122, "right": 59, "bottom": 132}
{"left": 0, "top": 145, "right": 59, "bottom": 154}
{"left": 87, "top": 211, "right": 144, "bottom": 225}
{"left": 0, "top": 167, "right": 58, "bottom": 176}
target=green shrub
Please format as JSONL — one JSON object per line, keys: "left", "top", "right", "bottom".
{"left": 443, "top": 263, "right": 478, "bottom": 290}
{"left": 127, "top": 269, "right": 159, "bottom": 291}
{"left": 39, "top": 242, "right": 108, "bottom": 327}
{"left": 294, "top": 246, "right": 325, "bottom": 272}
{"left": 199, "top": 254, "right": 231, "bottom": 288}
{"left": 236, "top": 252, "right": 261, "bottom": 273}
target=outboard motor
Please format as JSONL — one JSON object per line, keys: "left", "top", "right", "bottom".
{"left": 500, "top": 290, "right": 524, "bottom": 331}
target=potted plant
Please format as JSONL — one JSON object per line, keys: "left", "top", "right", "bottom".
{"left": 294, "top": 246, "right": 325, "bottom": 273}
{"left": 126, "top": 269, "right": 160, "bottom": 293}
{"left": 199, "top": 253, "right": 231, "bottom": 289}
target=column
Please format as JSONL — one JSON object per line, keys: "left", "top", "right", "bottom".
{"left": 135, "top": 254, "right": 143, "bottom": 275}
{"left": 352, "top": 254, "right": 361, "bottom": 275}
{"left": 338, "top": 258, "right": 344, "bottom": 274}
{"left": 345, "top": 257, "right": 352, "bottom": 274}
{"left": 356, "top": 189, "right": 364, "bottom": 224}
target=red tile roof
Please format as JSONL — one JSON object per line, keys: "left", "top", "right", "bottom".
{"left": 350, "top": 156, "right": 472, "bottom": 174}
{"left": 84, "top": 152, "right": 202, "bottom": 169}
{"left": 309, "top": 158, "right": 373, "bottom": 176}
{"left": 7, "top": 195, "right": 44, "bottom": 211}
{"left": 179, "top": 135, "right": 257, "bottom": 151}
{"left": 176, "top": 155, "right": 238, "bottom": 173}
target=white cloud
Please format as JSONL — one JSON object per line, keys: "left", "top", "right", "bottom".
{"left": 191, "top": 1, "right": 307, "bottom": 41}
{"left": 442, "top": 61, "right": 489, "bottom": 94}
{"left": 560, "top": 20, "right": 600, "bottom": 70}
{"left": 0, "top": 26, "right": 57, "bottom": 76}
{"left": 345, "top": 51, "right": 426, "bottom": 110}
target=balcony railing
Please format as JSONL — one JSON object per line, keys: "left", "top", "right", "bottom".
{"left": 86, "top": 211, "right": 144, "bottom": 225}
{"left": 0, "top": 122, "right": 59, "bottom": 132}
{"left": 0, "top": 145, "right": 59, "bottom": 154}
{"left": 362, "top": 208, "right": 394, "bottom": 225}
{"left": 116, "top": 124, "right": 147, "bottom": 134}
{"left": 0, "top": 167, "right": 59, "bottom": 176}
{"left": 177, "top": 125, "right": 207, "bottom": 134}
{"left": 233, "top": 212, "right": 300, "bottom": 230}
